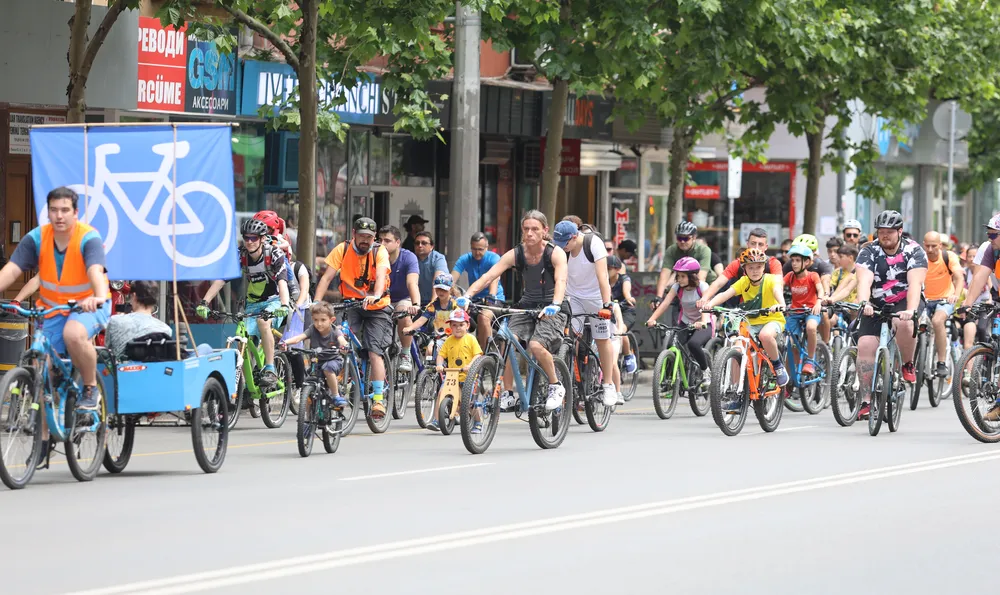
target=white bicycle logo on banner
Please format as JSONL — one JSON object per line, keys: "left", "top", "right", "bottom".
{"left": 41, "top": 141, "right": 233, "bottom": 268}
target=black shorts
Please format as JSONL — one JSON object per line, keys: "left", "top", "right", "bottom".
{"left": 857, "top": 299, "right": 923, "bottom": 338}
{"left": 966, "top": 307, "right": 992, "bottom": 344}
{"left": 345, "top": 307, "right": 393, "bottom": 356}
{"left": 621, "top": 308, "right": 636, "bottom": 331}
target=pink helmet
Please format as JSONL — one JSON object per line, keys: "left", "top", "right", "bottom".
{"left": 672, "top": 256, "right": 701, "bottom": 273}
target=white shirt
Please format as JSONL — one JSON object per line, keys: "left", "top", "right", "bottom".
{"left": 566, "top": 234, "right": 608, "bottom": 301}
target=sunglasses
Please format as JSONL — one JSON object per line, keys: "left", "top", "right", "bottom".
{"left": 355, "top": 221, "right": 376, "bottom": 232}
{"left": 242, "top": 234, "right": 260, "bottom": 242}
{"left": 676, "top": 235, "right": 692, "bottom": 242}
{"left": 415, "top": 240, "right": 432, "bottom": 246}
{"left": 845, "top": 233, "right": 860, "bottom": 239}
{"left": 989, "top": 232, "right": 1000, "bottom": 240}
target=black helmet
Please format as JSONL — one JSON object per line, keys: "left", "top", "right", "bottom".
{"left": 873, "top": 210, "right": 904, "bottom": 230}
{"left": 675, "top": 220, "right": 698, "bottom": 236}
{"left": 241, "top": 218, "right": 269, "bottom": 236}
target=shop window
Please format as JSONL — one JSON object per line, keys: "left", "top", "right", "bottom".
{"left": 644, "top": 194, "right": 668, "bottom": 270}
{"left": 349, "top": 131, "right": 368, "bottom": 185}
{"left": 391, "top": 137, "right": 434, "bottom": 187}
{"left": 646, "top": 161, "right": 666, "bottom": 187}
{"left": 370, "top": 135, "right": 391, "bottom": 185}
{"left": 610, "top": 158, "right": 639, "bottom": 188}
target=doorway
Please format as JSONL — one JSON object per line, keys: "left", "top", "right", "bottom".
{"left": 4, "top": 158, "right": 33, "bottom": 299}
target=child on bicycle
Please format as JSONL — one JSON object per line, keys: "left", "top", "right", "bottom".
{"left": 783, "top": 245, "right": 824, "bottom": 375}
{"left": 704, "top": 248, "right": 789, "bottom": 387}
{"left": 282, "top": 301, "right": 349, "bottom": 408}
{"left": 431, "top": 309, "right": 483, "bottom": 432}
{"left": 403, "top": 273, "right": 458, "bottom": 356}
{"left": 646, "top": 256, "right": 713, "bottom": 388}
{"left": 608, "top": 255, "right": 638, "bottom": 374}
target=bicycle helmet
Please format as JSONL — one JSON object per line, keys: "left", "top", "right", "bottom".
{"left": 672, "top": 256, "right": 701, "bottom": 273}
{"left": 675, "top": 221, "right": 698, "bottom": 236}
{"left": 985, "top": 212, "right": 1000, "bottom": 231}
{"left": 873, "top": 210, "right": 904, "bottom": 230}
{"left": 606, "top": 255, "right": 623, "bottom": 270}
{"left": 253, "top": 210, "right": 282, "bottom": 233}
{"left": 787, "top": 244, "right": 813, "bottom": 259}
{"left": 241, "top": 218, "right": 269, "bottom": 237}
{"left": 433, "top": 273, "right": 453, "bottom": 290}
{"left": 843, "top": 219, "right": 862, "bottom": 232}
{"left": 740, "top": 247, "right": 768, "bottom": 264}
{"left": 792, "top": 234, "right": 819, "bottom": 253}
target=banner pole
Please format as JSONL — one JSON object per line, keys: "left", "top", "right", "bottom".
{"left": 83, "top": 128, "right": 89, "bottom": 217}
{"left": 32, "top": 122, "right": 238, "bottom": 129}
{"left": 171, "top": 124, "right": 182, "bottom": 361}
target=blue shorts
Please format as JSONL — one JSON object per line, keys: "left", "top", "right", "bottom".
{"left": 321, "top": 357, "right": 344, "bottom": 375}
{"left": 927, "top": 300, "right": 954, "bottom": 317}
{"left": 41, "top": 301, "right": 111, "bottom": 355}
{"left": 245, "top": 298, "right": 285, "bottom": 337}
{"left": 785, "top": 313, "right": 821, "bottom": 340}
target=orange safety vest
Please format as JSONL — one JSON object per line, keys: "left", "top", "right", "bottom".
{"left": 37, "top": 222, "right": 107, "bottom": 317}
{"left": 330, "top": 241, "right": 391, "bottom": 310}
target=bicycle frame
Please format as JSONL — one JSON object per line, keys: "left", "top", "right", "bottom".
{"left": 720, "top": 312, "right": 781, "bottom": 401}
{"left": 227, "top": 318, "right": 285, "bottom": 400}
{"left": 653, "top": 328, "right": 693, "bottom": 390}
{"left": 493, "top": 318, "right": 547, "bottom": 412}
{"left": 341, "top": 320, "right": 372, "bottom": 400}
{"left": 785, "top": 319, "right": 824, "bottom": 388}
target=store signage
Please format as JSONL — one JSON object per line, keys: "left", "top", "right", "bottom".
{"left": 541, "top": 92, "right": 614, "bottom": 141}
{"left": 687, "top": 160, "right": 796, "bottom": 173}
{"left": 739, "top": 223, "right": 781, "bottom": 247}
{"left": 240, "top": 60, "right": 380, "bottom": 125}
{"left": 613, "top": 207, "right": 630, "bottom": 244}
{"left": 539, "top": 138, "right": 582, "bottom": 176}
{"left": 136, "top": 17, "right": 237, "bottom": 115}
{"left": 684, "top": 185, "right": 721, "bottom": 199}
{"left": 9, "top": 113, "right": 65, "bottom": 155}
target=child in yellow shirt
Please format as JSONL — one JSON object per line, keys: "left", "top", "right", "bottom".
{"left": 429, "top": 309, "right": 483, "bottom": 432}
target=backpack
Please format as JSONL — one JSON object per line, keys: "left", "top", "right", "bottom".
{"left": 338, "top": 240, "right": 385, "bottom": 295}
{"left": 514, "top": 242, "right": 555, "bottom": 276}
{"left": 942, "top": 250, "right": 957, "bottom": 278}
{"left": 577, "top": 224, "right": 605, "bottom": 264}
{"left": 239, "top": 244, "right": 281, "bottom": 283}
{"left": 678, "top": 284, "right": 703, "bottom": 299}
{"left": 292, "top": 260, "right": 315, "bottom": 297}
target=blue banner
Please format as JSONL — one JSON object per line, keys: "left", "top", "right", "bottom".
{"left": 239, "top": 60, "right": 379, "bottom": 124}
{"left": 29, "top": 125, "right": 240, "bottom": 281}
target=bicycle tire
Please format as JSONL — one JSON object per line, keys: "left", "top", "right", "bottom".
{"left": 754, "top": 364, "right": 783, "bottom": 432}
{"left": 321, "top": 403, "right": 342, "bottom": 454}
{"left": 102, "top": 415, "right": 135, "bottom": 474}
{"left": 619, "top": 332, "right": 639, "bottom": 401}
{"left": 341, "top": 363, "right": 361, "bottom": 436}
{"left": 64, "top": 382, "right": 108, "bottom": 483}
{"left": 365, "top": 355, "right": 394, "bottom": 434}
{"left": 391, "top": 354, "right": 411, "bottom": 420}
{"left": 911, "top": 334, "right": 927, "bottom": 410}
{"left": 709, "top": 347, "right": 749, "bottom": 436}
{"left": 800, "top": 342, "right": 831, "bottom": 415}
{"left": 887, "top": 350, "right": 904, "bottom": 432}
{"left": 830, "top": 346, "right": 861, "bottom": 427}
{"left": 584, "top": 354, "right": 612, "bottom": 432}
{"left": 705, "top": 336, "right": 722, "bottom": 366}
{"left": 830, "top": 334, "right": 844, "bottom": 362}
{"left": 688, "top": 367, "right": 710, "bottom": 417}
{"left": 228, "top": 367, "right": 244, "bottom": 431}
{"left": 0, "top": 367, "right": 43, "bottom": 490}
{"left": 930, "top": 354, "right": 950, "bottom": 408}
{"left": 951, "top": 345, "right": 1000, "bottom": 443}
{"left": 651, "top": 350, "right": 679, "bottom": 420}
{"left": 190, "top": 378, "right": 228, "bottom": 473}
{"left": 261, "top": 354, "right": 292, "bottom": 429}
{"left": 571, "top": 350, "right": 587, "bottom": 425}
{"left": 869, "top": 349, "right": 888, "bottom": 436}
{"left": 296, "top": 384, "right": 316, "bottom": 457}
{"left": 438, "top": 396, "right": 456, "bottom": 435}
{"left": 413, "top": 369, "right": 437, "bottom": 429}
{"left": 460, "top": 355, "right": 501, "bottom": 455}
{"left": 528, "top": 358, "right": 572, "bottom": 450}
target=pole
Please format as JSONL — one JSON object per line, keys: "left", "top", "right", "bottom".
{"left": 946, "top": 100, "right": 957, "bottom": 239}
{"left": 728, "top": 196, "right": 735, "bottom": 261}
{"left": 836, "top": 127, "right": 847, "bottom": 230}
{"left": 446, "top": 2, "right": 481, "bottom": 261}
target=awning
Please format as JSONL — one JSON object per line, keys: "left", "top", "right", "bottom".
{"left": 580, "top": 142, "right": 623, "bottom": 174}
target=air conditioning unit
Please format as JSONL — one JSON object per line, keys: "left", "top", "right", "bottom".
{"left": 264, "top": 131, "right": 300, "bottom": 190}
{"left": 510, "top": 46, "right": 547, "bottom": 70}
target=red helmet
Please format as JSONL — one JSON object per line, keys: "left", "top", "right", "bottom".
{"left": 252, "top": 210, "right": 282, "bottom": 234}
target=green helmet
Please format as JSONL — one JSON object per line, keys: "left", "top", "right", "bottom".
{"left": 792, "top": 234, "right": 819, "bottom": 253}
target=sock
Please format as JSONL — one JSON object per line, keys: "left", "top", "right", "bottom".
{"left": 263, "top": 364, "right": 275, "bottom": 372}
{"left": 372, "top": 380, "right": 385, "bottom": 401}
{"left": 770, "top": 359, "right": 783, "bottom": 369}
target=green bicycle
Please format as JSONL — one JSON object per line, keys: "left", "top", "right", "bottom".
{"left": 211, "top": 309, "right": 292, "bottom": 430}
{"left": 649, "top": 323, "right": 711, "bottom": 419}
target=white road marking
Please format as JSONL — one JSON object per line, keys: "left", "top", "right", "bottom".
{"left": 743, "top": 424, "right": 818, "bottom": 436}
{"left": 338, "top": 462, "right": 494, "bottom": 481}
{"left": 68, "top": 450, "right": 1000, "bottom": 595}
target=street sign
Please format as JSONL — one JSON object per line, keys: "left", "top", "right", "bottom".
{"left": 933, "top": 101, "right": 972, "bottom": 140}
{"left": 727, "top": 157, "right": 743, "bottom": 199}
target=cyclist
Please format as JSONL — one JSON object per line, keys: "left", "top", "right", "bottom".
{"left": 413, "top": 231, "right": 449, "bottom": 307}
{"left": 403, "top": 273, "right": 458, "bottom": 355}
{"left": 781, "top": 234, "right": 833, "bottom": 284}
{"left": 697, "top": 227, "right": 782, "bottom": 309}
{"left": 608, "top": 255, "right": 638, "bottom": 373}
{"left": 313, "top": 217, "right": 393, "bottom": 419}
{"left": 783, "top": 245, "right": 824, "bottom": 375}
{"left": 432, "top": 309, "right": 484, "bottom": 432}
{"left": 451, "top": 231, "right": 506, "bottom": 349}
{"left": 379, "top": 225, "right": 421, "bottom": 373}
{"left": 922, "top": 231, "right": 964, "bottom": 377}
{"left": 281, "top": 301, "right": 349, "bottom": 409}
{"left": 822, "top": 244, "right": 860, "bottom": 331}
{"left": 843, "top": 219, "right": 863, "bottom": 247}
{"left": 960, "top": 215, "right": 1000, "bottom": 420}
{"left": 777, "top": 239, "right": 793, "bottom": 265}
{"left": 646, "top": 256, "right": 713, "bottom": 389}
{"left": 854, "top": 210, "right": 927, "bottom": 419}
{"left": 459, "top": 210, "right": 569, "bottom": 411}
{"left": 252, "top": 210, "right": 309, "bottom": 313}
{"left": 551, "top": 220, "right": 617, "bottom": 407}
{"left": 198, "top": 218, "right": 291, "bottom": 387}
{"left": 826, "top": 237, "right": 843, "bottom": 270}
{"left": 0, "top": 187, "right": 110, "bottom": 409}
{"left": 655, "top": 221, "right": 715, "bottom": 299}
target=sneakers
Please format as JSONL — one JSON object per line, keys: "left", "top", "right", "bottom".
{"left": 499, "top": 390, "right": 517, "bottom": 411}
{"left": 371, "top": 399, "right": 386, "bottom": 419}
{"left": 935, "top": 361, "right": 948, "bottom": 378}
{"left": 858, "top": 401, "right": 871, "bottom": 420}
{"left": 601, "top": 384, "right": 617, "bottom": 407}
{"left": 398, "top": 353, "right": 413, "bottom": 373}
{"left": 984, "top": 400, "right": 1000, "bottom": 422}
{"left": 332, "top": 394, "right": 347, "bottom": 409}
{"left": 902, "top": 362, "right": 916, "bottom": 384}
{"left": 426, "top": 419, "right": 440, "bottom": 432}
{"left": 260, "top": 365, "right": 278, "bottom": 388}
{"left": 76, "top": 385, "right": 100, "bottom": 410}
{"left": 471, "top": 421, "right": 483, "bottom": 434}
{"left": 616, "top": 392, "right": 625, "bottom": 406}
{"left": 623, "top": 354, "right": 637, "bottom": 374}
{"left": 723, "top": 397, "right": 742, "bottom": 414}
{"left": 801, "top": 362, "right": 815, "bottom": 376}
{"left": 774, "top": 365, "right": 789, "bottom": 387}
{"left": 545, "top": 383, "right": 566, "bottom": 411}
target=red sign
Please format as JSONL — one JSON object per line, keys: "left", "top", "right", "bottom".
{"left": 684, "top": 185, "right": 721, "bottom": 199}
{"left": 614, "top": 207, "right": 630, "bottom": 244}
{"left": 540, "top": 138, "right": 582, "bottom": 176}
{"left": 137, "top": 17, "right": 188, "bottom": 112}
{"left": 686, "top": 160, "right": 796, "bottom": 173}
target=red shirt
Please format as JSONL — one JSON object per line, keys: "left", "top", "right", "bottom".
{"left": 783, "top": 271, "right": 821, "bottom": 309}
{"left": 723, "top": 257, "right": 782, "bottom": 279}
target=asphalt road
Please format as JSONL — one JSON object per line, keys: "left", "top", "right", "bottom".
{"left": 4, "top": 376, "right": 998, "bottom": 595}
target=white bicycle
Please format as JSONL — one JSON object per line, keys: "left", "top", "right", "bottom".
{"left": 43, "top": 141, "right": 233, "bottom": 268}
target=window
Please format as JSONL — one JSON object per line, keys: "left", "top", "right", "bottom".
{"left": 610, "top": 158, "right": 639, "bottom": 188}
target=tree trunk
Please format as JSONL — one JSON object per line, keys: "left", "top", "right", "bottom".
{"left": 296, "top": 0, "right": 319, "bottom": 268}
{"left": 803, "top": 120, "right": 826, "bottom": 235}
{"left": 666, "top": 127, "right": 693, "bottom": 240}
{"left": 67, "top": 0, "right": 92, "bottom": 123}
{"left": 539, "top": 77, "right": 569, "bottom": 226}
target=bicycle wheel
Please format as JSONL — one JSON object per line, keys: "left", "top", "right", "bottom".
{"left": 887, "top": 350, "right": 904, "bottom": 433}
{"left": 782, "top": 337, "right": 804, "bottom": 413}
{"left": 709, "top": 348, "right": 749, "bottom": 436}
{"left": 571, "top": 352, "right": 587, "bottom": 426}
{"left": 438, "top": 395, "right": 456, "bottom": 435}
{"left": 261, "top": 354, "right": 292, "bottom": 429}
{"left": 800, "top": 342, "right": 831, "bottom": 415}
{"left": 830, "top": 346, "right": 861, "bottom": 427}
{"left": 705, "top": 336, "right": 722, "bottom": 365}
{"left": 830, "top": 333, "right": 844, "bottom": 363}
{"left": 0, "top": 367, "right": 43, "bottom": 490}
{"left": 366, "top": 355, "right": 394, "bottom": 434}
{"left": 102, "top": 415, "right": 135, "bottom": 474}
{"left": 391, "top": 354, "right": 411, "bottom": 420}
{"left": 619, "top": 333, "right": 639, "bottom": 401}
{"left": 341, "top": 363, "right": 361, "bottom": 436}
{"left": 321, "top": 403, "right": 342, "bottom": 454}
{"left": 191, "top": 377, "right": 228, "bottom": 473}
{"left": 296, "top": 384, "right": 317, "bottom": 457}
{"left": 754, "top": 364, "right": 784, "bottom": 432}
{"left": 869, "top": 350, "right": 888, "bottom": 436}
{"left": 911, "top": 334, "right": 928, "bottom": 410}
{"left": 227, "top": 367, "right": 244, "bottom": 431}
{"left": 930, "top": 352, "right": 951, "bottom": 408}
{"left": 64, "top": 377, "right": 108, "bottom": 483}
{"left": 584, "top": 354, "right": 612, "bottom": 432}
{"left": 461, "top": 355, "right": 501, "bottom": 455}
{"left": 651, "top": 350, "right": 679, "bottom": 420}
{"left": 413, "top": 369, "right": 437, "bottom": 429}
{"left": 688, "top": 366, "right": 710, "bottom": 417}
{"left": 952, "top": 345, "right": 1000, "bottom": 443}
{"left": 528, "top": 357, "right": 572, "bottom": 450}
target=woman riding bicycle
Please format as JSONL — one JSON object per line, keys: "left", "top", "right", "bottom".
{"left": 646, "top": 256, "right": 713, "bottom": 385}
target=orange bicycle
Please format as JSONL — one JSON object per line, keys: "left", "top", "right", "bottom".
{"left": 708, "top": 307, "right": 784, "bottom": 436}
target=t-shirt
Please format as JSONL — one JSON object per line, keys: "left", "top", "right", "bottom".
{"left": 305, "top": 325, "right": 343, "bottom": 350}
{"left": 105, "top": 313, "right": 173, "bottom": 361}
{"left": 610, "top": 274, "right": 633, "bottom": 309}
{"left": 781, "top": 257, "right": 834, "bottom": 278}
{"left": 417, "top": 250, "right": 449, "bottom": 306}
{"left": 710, "top": 250, "right": 723, "bottom": 272}
{"left": 438, "top": 333, "right": 482, "bottom": 382}
{"left": 924, "top": 251, "right": 961, "bottom": 300}
{"left": 11, "top": 225, "right": 106, "bottom": 277}
{"left": 856, "top": 238, "right": 928, "bottom": 306}
{"left": 722, "top": 257, "right": 783, "bottom": 280}
{"left": 453, "top": 251, "right": 506, "bottom": 301}
{"left": 671, "top": 281, "right": 710, "bottom": 325}
{"left": 783, "top": 271, "right": 822, "bottom": 309}
{"left": 324, "top": 241, "right": 391, "bottom": 309}
{"left": 971, "top": 241, "right": 1000, "bottom": 300}
{"left": 241, "top": 244, "right": 288, "bottom": 304}
{"left": 388, "top": 248, "right": 419, "bottom": 303}
{"left": 831, "top": 267, "right": 858, "bottom": 303}
{"left": 419, "top": 297, "right": 458, "bottom": 332}
{"left": 663, "top": 243, "right": 716, "bottom": 284}
{"left": 730, "top": 274, "right": 785, "bottom": 326}
{"left": 566, "top": 234, "right": 608, "bottom": 301}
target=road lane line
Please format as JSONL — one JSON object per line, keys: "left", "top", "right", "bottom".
{"left": 339, "top": 462, "right": 494, "bottom": 481}
{"left": 743, "top": 425, "right": 818, "bottom": 436}
{"left": 68, "top": 449, "right": 1000, "bottom": 595}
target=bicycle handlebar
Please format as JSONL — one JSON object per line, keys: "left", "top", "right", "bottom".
{"left": 208, "top": 309, "right": 282, "bottom": 322}
{"left": 1, "top": 300, "right": 80, "bottom": 318}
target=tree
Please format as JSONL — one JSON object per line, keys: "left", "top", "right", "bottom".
{"left": 67, "top": 0, "right": 143, "bottom": 123}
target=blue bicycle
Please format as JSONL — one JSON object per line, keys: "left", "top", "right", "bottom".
{"left": 334, "top": 300, "right": 396, "bottom": 435}
{"left": 781, "top": 307, "right": 832, "bottom": 415}
{"left": 0, "top": 301, "right": 109, "bottom": 489}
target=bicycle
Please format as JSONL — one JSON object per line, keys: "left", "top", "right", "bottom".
{"left": 826, "top": 302, "right": 859, "bottom": 362}
{"left": 568, "top": 312, "right": 614, "bottom": 432}
{"left": 951, "top": 302, "right": 1000, "bottom": 443}
{"left": 290, "top": 347, "right": 347, "bottom": 457}
{"left": 459, "top": 302, "right": 572, "bottom": 454}
{"left": 387, "top": 310, "right": 419, "bottom": 421}
{"left": 649, "top": 323, "right": 710, "bottom": 419}
{"left": 707, "top": 307, "right": 784, "bottom": 436}
{"left": 827, "top": 302, "right": 865, "bottom": 427}
{"left": 211, "top": 309, "right": 292, "bottom": 430}
{"left": 55, "top": 141, "right": 233, "bottom": 267}
{"left": 334, "top": 300, "right": 396, "bottom": 434}
{"left": 911, "top": 303, "right": 947, "bottom": 410}
{"left": 0, "top": 301, "right": 109, "bottom": 489}
{"left": 781, "top": 307, "right": 832, "bottom": 415}
{"left": 615, "top": 301, "right": 640, "bottom": 401}
{"left": 411, "top": 329, "right": 445, "bottom": 429}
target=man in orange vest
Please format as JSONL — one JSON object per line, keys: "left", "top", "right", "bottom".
{"left": 0, "top": 187, "right": 110, "bottom": 409}
{"left": 313, "top": 217, "right": 393, "bottom": 418}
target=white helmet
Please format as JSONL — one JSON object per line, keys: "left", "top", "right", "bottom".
{"left": 843, "top": 219, "right": 862, "bottom": 232}
{"left": 986, "top": 213, "right": 1000, "bottom": 232}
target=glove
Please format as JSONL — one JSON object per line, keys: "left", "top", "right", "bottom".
{"left": 456, "top": 296, "right": 471, "bottom": 309}
{"left": 274, "top": 305, "right": 290, "bottom": 319}
{"left": 195, "top": 301, "right": 210, "bottom": 319}
{"left": 541, "top": 304, "right": 561, "bottom": 318}
{"left": 599, "top": 302, "right": 613, "bottom": 320}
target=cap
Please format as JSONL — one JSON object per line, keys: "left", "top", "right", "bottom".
{"left": 353, "top": 217, "right": 377, "bottom": 236}
{"left": 552, "top": 221, "right": 579, "bottom": 249}
{"left": 448, "top": 309, "right": 470, "bottom": 323}
{"left": 404, "top": 214, "right": 429, "bottom": 228}
{"left": 433, "top": 273, "right": 454, "bottom": 290}
{"left": 606, "top": 255, "right": 623, "bottom": 270}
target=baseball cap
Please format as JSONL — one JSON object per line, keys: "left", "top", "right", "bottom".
{"left": 449, "top": 309, "right": 469, "bottom": 323}
{"left": 353, "top": 217, "right": 377, "bottom": 236}
{"left": 552, "top": 221, "right": 579, "bottom": 249}
{"left": 433, "top": 273, "right": 454, "bottom": 290}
